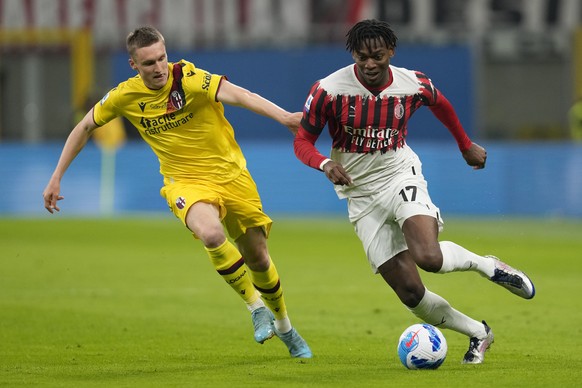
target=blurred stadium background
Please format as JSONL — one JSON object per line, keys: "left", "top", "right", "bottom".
{"left": 0, "top": 0, "right": 581, "bottom": 217}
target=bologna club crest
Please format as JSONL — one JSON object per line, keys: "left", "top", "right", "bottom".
{"left": 169, "top": 90, "right": 184, "bottom": 111}
{"left": 175, "top": 196, "right": 186, "bottom": 210}
{"left": 166, "top": 62, "right": 187, "bottom": 113}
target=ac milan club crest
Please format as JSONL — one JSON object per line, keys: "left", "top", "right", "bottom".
{"left": 175, "top": 196, "right": 186, "bottom": 210}
{"left": 394, "top": 102, "right": 404, "bottom": 120}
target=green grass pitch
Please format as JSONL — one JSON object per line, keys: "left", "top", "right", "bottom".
{"left": 1, "top": 216, "right": 581, "bottom": 387}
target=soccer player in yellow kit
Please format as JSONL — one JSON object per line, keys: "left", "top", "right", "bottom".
{"left": 42, "top": 26, "right": 312, "bottom": 358}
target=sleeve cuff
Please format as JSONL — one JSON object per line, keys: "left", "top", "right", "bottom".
{"left": 319, "top": 158, "right": 332, "bottom": 171}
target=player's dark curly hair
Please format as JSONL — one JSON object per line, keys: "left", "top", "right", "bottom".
{"left": 345, "top": 19, "right": 398, "bottom": 53}
{"left": 126, "top": 26, "right": 164, "bottom": 57}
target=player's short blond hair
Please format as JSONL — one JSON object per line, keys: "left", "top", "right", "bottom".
{"left": 126, "top": 26, "right": 165, "bottom": 58}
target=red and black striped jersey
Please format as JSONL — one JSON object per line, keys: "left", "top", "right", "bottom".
{"left": 301, "top": 64, "right": 438, "bottom": 154}
{"left": 295, "top": 63, "right": 471, "bottom": 199}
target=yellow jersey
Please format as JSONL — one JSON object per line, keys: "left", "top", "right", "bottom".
{"left": 93, "top": 60, "right": 246, "bottom": 184}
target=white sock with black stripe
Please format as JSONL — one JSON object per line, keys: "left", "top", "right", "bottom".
{"left": 438, "top": 241, "right": 495, "bottom": 277}
{"left": 408, "top": 289, "right": 487, "bottom": 339}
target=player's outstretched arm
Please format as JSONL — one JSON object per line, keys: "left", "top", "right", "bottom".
{"left": 43, "top": 109, "right": 98, "bottom": 213}
{"left": 216, "top": 79, "right": 300, "bottom": 135}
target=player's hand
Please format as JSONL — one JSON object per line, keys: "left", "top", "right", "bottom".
{"left": 322, "top": 160, "right": 352, "bottom": 186}
{"left": 285, "top": 112, "right": 303, "bottom": 136}
{"left": 462, "top": 142, "right": 487, "bottom": 170}
{"left": 43, "top": 179, "right": 64, "bottom": 214}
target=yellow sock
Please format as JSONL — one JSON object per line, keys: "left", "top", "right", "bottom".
{"left": 206, "top": 240, "right": 259, "bottom": 305}
{"left": 248, "top": 259, "right": 288, "bottom": 320}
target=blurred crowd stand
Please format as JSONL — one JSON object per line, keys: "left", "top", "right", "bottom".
{"left": 0, "top": 0, "right": 581, "bottom": 142}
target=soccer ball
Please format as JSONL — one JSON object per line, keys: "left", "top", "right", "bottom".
{"left": 397, "top": 323, "right": 447, "bottom": 369}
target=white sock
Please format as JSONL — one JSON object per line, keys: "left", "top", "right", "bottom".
{"left": 274, "top": 317, "right": 292, "bottom": 334}
{"left": 246, "top": 297, "right": 266, "bottom": 312}
{"left": 408, "top": 289, "right": 487, "bottom": 338}
{"left": 247, "top": 298, "right": 292, "bottom": 333}
{"left": 438, "top": 241, "right": 495, "bottom": 277}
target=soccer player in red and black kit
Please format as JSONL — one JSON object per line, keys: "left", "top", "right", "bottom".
{"left": 294, "top": 19, "right": 535, "bottom": 364}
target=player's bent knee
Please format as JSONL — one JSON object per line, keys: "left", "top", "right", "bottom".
{"left": 415, "top": 251, "right": 443, "bottom": 273}
{"left": 198, "top": 227, "right": 227, "bottom": 248}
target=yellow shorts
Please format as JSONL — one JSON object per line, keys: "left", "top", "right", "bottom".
{"left": 160, "top": 169, "right": 272, "bottom": 241}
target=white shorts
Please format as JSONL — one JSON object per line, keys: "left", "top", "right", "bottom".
{"left": 347, "top": 164, "right": 443, "bottom": 273}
